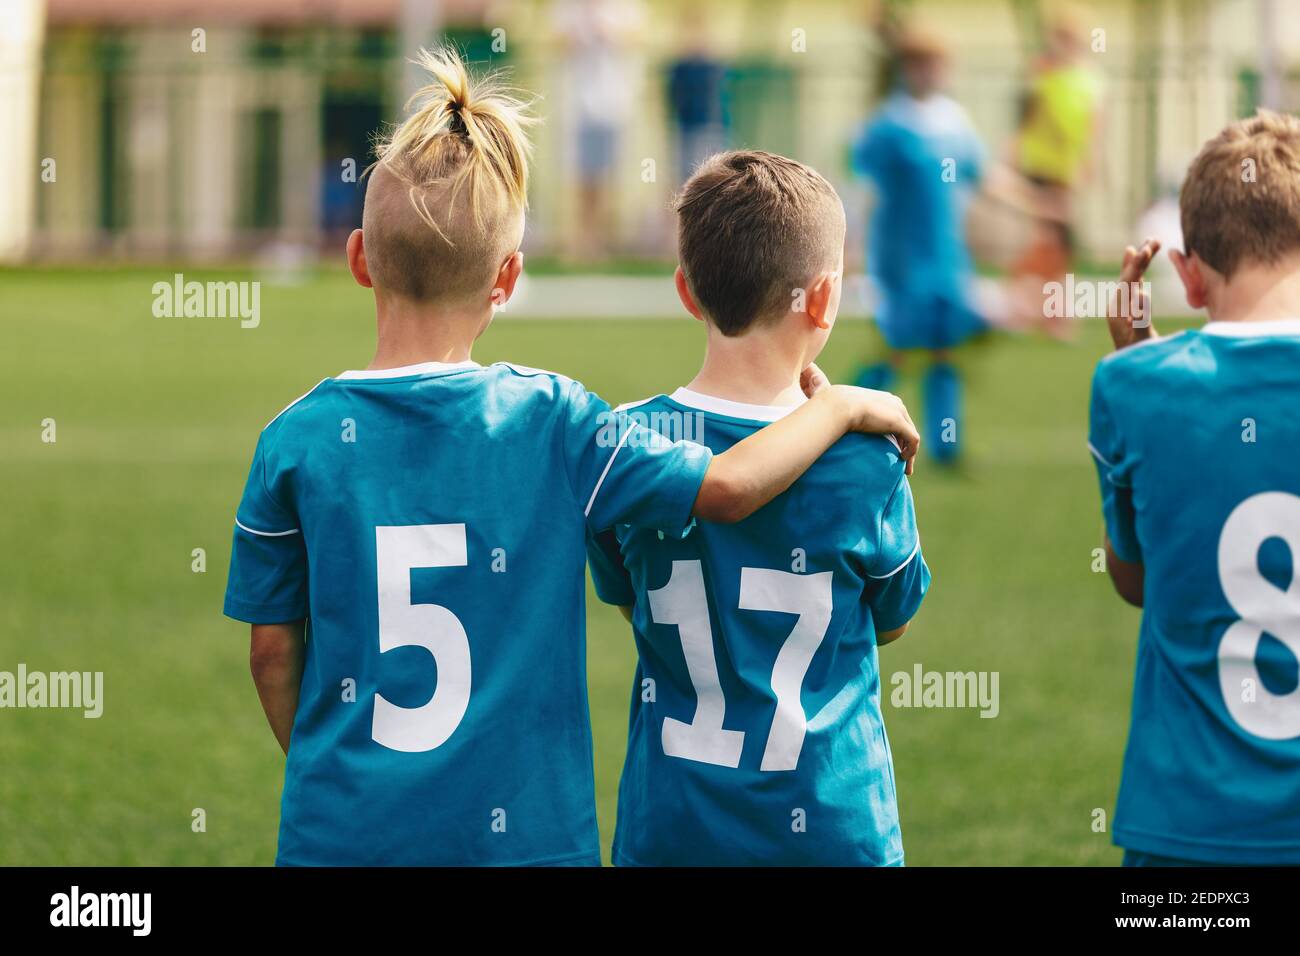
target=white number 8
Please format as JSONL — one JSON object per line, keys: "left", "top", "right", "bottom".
{"left": 1217, "top": 492, "right": 1300, "bottom": 740}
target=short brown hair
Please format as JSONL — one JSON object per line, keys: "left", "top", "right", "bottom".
{"left": 1181, "top": 109, "right": 1300, "bottom": 279}
{"left": 674, "top": 150, "right": 846, "bottom": 336}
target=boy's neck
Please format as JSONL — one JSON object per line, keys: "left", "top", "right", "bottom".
{"left": 1207, "top": 256, "right": 1300, "bottom": 325}
{"left": 366, "top": 294, "right": 486, "bottom": 370}
{"left": 685, "top": 325, "right": 810, "bottom": 407}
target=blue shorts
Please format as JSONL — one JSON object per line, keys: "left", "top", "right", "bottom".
{"left": 577, "top": 123, "right": 618, "bottom": 180}
{"left": 874, "top": 288, "right": 987, "bottom": 351}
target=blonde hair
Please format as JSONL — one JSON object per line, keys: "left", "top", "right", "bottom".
{"left": 364, "top": 47, "right": 536, "bottom": 302}
{"left": 1181, "top": 110, "right": 1300, "bottom": 280}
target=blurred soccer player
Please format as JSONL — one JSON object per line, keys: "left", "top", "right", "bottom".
{"left": 588, "top": 151, "right": 930, "bottom": 865}
{"left": 552, "top": 0, "right": 644, "bottom": 260}
{"left": 222, "top": 48, "right": 920, "bottom": 866}
{"left": 1090, "top": 112, "right": 1300, "bottom": 866}
{"left": 852, "top": 23, "right": 987, "bottom": 462}
{"left": 667, "top": 11, "right": 728, "bottom": 183}
{"left": 1009, "top": 4, "right": 1102, "bottom": 336}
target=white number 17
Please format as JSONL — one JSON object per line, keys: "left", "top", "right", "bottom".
{"left": 648, "top": 560, "right": 833, "bottom": 772}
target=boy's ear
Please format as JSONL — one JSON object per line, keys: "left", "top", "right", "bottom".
{"left": 347, "top": 229, "right": 373, "bottom": 289}
{"left": 1169, "top": 248, "right": 1208, "bottom": 310}
{"left": 804, "top": 270, "right": 838, "bottom": 330}
{"left": 491, "top": 251, "right": 524, "bottom": 307}
{"left": 675, "top": 267, "right": 705, "bottom": 322}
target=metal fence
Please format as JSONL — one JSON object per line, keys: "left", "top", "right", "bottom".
{"left": 14, "top": 1, "right": 1292, "bottom": 267}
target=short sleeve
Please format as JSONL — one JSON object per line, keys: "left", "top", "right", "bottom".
{"left": 563, "top": 383, "right": 713, "bottom": 536}
{"left": 586, "top": 527, "right": 636, "bottom": 607}
{"left": 863, "top": 473, "right": 931, "bottom": 633}
{"left": 223, "top": 431, "right": 309, "bottom": 624}
{"left": 1088, "top": 364, "right": 1141, "bottom": 563}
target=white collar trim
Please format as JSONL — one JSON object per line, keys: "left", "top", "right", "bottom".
{"left": 669, "top": 386, "right": 807, "bottom": 422}
{"left": 1201, "top": 319, "right": 1300, "bottom": 338}
{"left": 336, "top": 360, "right": 480, "bottom": 380}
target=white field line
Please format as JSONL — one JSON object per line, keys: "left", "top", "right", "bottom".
{"left": 499, "top": 274, "right": 1199, "bottom": 320}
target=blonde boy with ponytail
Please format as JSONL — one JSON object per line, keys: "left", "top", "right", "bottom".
{"left": 224, "top": 47, "right": 919, "bottom": 866}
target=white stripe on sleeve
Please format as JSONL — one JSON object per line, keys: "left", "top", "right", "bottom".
{"left": 235, "top": 518, "right": 301, "bottom": 538}
{"left": 584, "top": 423, "right": 637, "bottom": 518}
{"left": 867, "top": 538, "right": 920, "bottom": 580}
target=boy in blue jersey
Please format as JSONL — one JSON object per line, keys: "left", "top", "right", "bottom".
{"left": 1091, "top": 110, "right": 1300, "bottom": 866}
{"left": 223, "top": 50, "right": 919, "bottom": 866}
{"left": 587, "top": 150, "right": 931, "bottom": 865}
{"left": 852, "top": 24, "right": 986, "bottom": 462}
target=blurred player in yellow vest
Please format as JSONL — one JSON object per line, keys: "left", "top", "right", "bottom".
{"left": 1011, "top": 5, "right": 1102, "bottom": 332}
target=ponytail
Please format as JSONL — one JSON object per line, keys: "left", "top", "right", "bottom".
{"left": 374, "top": 46, "right": 536, "bottom": 226}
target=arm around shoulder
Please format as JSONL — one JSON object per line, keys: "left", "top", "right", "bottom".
{"left": 692, "top": 387, "right": 919, "bottom": 524}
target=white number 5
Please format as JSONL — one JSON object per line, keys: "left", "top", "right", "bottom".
{"left": 372, "top": 524, "right": 472, "bottom": 752}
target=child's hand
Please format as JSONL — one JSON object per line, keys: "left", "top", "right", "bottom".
{"left": 1107, "top": 238, "right": 1161, "bottom": 351}
{"left": 830, "top": 385, "right": 919, "bottom": 474}
{"left": 800, "top": 362, "right": 832, "bottom": 397}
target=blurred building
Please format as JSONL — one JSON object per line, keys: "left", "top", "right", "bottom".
{"left": 7, "top": 0, "right": 1300, "bottom": 265}
{"left": 1, "top": 0, "right": 46, "bottom": 261}
{"left": 27, "top": 0, "right": 496, "bottom": 261}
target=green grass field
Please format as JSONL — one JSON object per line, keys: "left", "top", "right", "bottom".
{"left": 0, "top": 267, "right": 1163, "bottom": 865}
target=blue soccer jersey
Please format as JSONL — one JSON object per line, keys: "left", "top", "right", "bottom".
{"left": 224, "top": 360, "right": 711, "bottom": 866}
{"left": 587, "top": 388, "right": 930, "bottom": 866}
{"left": 852, "top": 92, "right": 987, "bottom": 351}
{"left": 1089, "top": 320, "right": 1300, "bottom": 864}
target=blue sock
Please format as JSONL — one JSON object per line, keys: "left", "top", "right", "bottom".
{"left": 924, "top": 362, "right": 961, "bottom": 461}
{"left": 854, "top": 361, "right": 897, "bottom": 392}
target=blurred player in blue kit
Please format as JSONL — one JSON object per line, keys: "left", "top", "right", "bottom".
{"left": 852, "top": 23, "right": 988, "bottom": 463}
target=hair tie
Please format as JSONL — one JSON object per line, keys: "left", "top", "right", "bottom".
{"left": 447, "top": 101, "right": 469, "bottom": 137}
